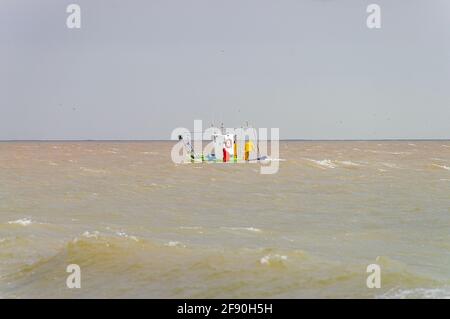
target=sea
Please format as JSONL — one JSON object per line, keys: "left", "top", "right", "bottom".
{"left": 0, "top": 141, "right": 449, "bottom": 298}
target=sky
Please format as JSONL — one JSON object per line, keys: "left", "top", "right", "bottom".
{"left": 1, "top": 0, "right": 449, "bottom": 140}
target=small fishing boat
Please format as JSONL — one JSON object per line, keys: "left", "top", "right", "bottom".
{"left": 177, "top": 123, "right": 270, "bottom": 164}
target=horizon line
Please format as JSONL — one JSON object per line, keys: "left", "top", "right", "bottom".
{"left": 1, "top": 138, "right": 449, "bottom": 142}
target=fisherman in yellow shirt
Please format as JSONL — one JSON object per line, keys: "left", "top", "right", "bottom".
{"left": 244, "top": 139, "right": 254, "bottom": 161}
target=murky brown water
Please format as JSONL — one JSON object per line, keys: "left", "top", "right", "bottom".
{"left": 0, "top": 141, "right": 449, "bottom": 298}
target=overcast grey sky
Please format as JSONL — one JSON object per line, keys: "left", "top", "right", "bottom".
{"left": 1, "top": 0, "right": 449, "bottom": 140}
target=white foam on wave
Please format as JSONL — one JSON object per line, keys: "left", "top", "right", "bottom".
{"left": 304, "top": 158, "right": 336, "bottom": 169}
{"left": 432, "top": 164, "right": 450, "bottom": 171}
{"left": 165, "top": 241, "right": 185, "bottom": 248}
{"left": 81, "top": 230, "right": 100, "bottom": 239}
{"left": 378, "top": 287, "right": 450, "bottom": 299}
{"left": 367, "top": 150, "right": 411, "bottom": 155}
{"left": 245, "top": 227, "right": 262, "bottom": 232}
{"left": 7, "top": 218, "right": 33, "bottom": 226}
{"left": 116, "top": 231, "right": 139, "bottom": 242}
{"left": 221, "top": 226, "right": 262, "bottom": 233}
{"left": 336, "top": 160, "right": 362, "bottom": 167}
{"left": 304, "top": 159, "right": 362, "bottom": 169}
{"left": 79, "top": 167, "right": 108, "bottom": 174}
{"left": 381, "top": 162, "right": 399, "bottom": 169}
{"left": 142, "top": 151, "right": 159, "bottom": 155}
{"left": 261, "top": 158, "right": 285, "bottom": 162}
{"left": 260, "top": 254, "right": 288, "bottom": 265}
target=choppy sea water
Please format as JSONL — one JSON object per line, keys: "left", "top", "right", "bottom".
{"left": 0, "top": 141, "right": 449, "bottom": 298}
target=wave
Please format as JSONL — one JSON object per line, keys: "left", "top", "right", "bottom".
{"left": 79, "top": 167, "right": 108, "bottom": 174}
{"left": 0, "top": 234, "right": 444, "bottom": 298}
{"left": 79, "top": 230, "right": 100, "bottom": 239}
{"left": 7, "top": 218, "right": 33, "bottom": 226}
{"left": 380, "top": 162, "right": 400, "bottom": 169}
{"left": 366, "top": 150, "right": 412, "bottom": 155}
{"left": 378, "top": 287, "right": 450, "bottom": 299}
{"left": 303, "top": 158, "right": 363, "bottom": 170}
{"left": 165, "top": 241, "right": 186, "bottom": 248}
{"left": 303, "top": 158, "right": 336, "bottom": 169}
{"left": 432, "top": 164, "right": 450, "bottom": 171}
{"left": 179, "top": 226, "right": 203, "bottom": 230}
{"left": 142, "top": 151, "right": 159, "bottom": 155}
{"left": 431, "top": 158, "right": 447, "bottom": 162}
{"left": 336, "top": 160, "right": 362, "bottom": 167}
{"left": 260, "top": 254, "right": 288, "bottom": 266}
{"left": 0, "top": 234, "right": 312, "bottom": 298}
{"left": 116, "top": 231, "right": 139, "bottom": 242}
{"left": 221, "top": 227, "right": 262, "bottom": 233}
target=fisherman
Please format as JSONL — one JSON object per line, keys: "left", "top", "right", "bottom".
{"left": 244, "top": 137, "right": 254, "bottom": 161}
{"left": 233, "top": 134, "right": 238, "bottom": 163}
